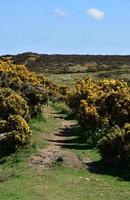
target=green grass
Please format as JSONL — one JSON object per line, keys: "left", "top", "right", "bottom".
{"left": 29, "top": 109, "right": 60, "bottom": 149}
{"left": 49, "top": 101, "right": 70, "bottom": 115}
{"left": 45, "top": 73, "right": 89, "bottom": 86}
{"left": 0, "top": 104, "right": 130, "bottom": 200}
{"left": 0, "top": 163, "right": 130, "bottom": 200}
{"left": 45, "top": 67, "right": 130, "bottom": 87}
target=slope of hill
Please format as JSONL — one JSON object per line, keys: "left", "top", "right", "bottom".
{"left": 2, "top": 52, "right": 130, "bottom": 74}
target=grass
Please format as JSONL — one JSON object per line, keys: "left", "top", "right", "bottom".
{"left": 0, "top": 161, "right": 130, "bottom": 200}
{"left": 45, "top": 73, "right": 90, "bottom": 86}
{"left": 45, "top": 67, "right": 130, "bottom": 87}
{"left": 0, "top": 104, "right": 130, "bottom": 200}
{"left": 49, "top": 101, "right": 70, "bottom": 114}
{"left": 29, "top": 107, "right": 61, "bottom": 149}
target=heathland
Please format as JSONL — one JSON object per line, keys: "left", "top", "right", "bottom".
{"left": 0, "top": 53, "right": 130, "bottom": 200}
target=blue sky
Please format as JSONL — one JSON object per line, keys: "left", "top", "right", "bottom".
{"left": 0, "top": 0, "right": 130, "bottom": 55}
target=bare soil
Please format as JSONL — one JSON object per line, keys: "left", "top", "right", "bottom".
{"left": 29, "top": 110, "right": 86, "bottom": 169}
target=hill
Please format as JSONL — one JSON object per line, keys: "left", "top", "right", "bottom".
{"left": 1, "top": 52, "right": 130, "bottom": 74}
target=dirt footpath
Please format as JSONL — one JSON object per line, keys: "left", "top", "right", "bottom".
{"left": 29, "top": 108, "right": 85, "bottom": 169}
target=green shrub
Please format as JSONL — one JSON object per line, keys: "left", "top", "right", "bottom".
{"left": 0, "top": 120, "right": 8, "bottom": 133}
{"left": 84, "top": 128, "right": 109, "bottom": 148}
{"left": 98, "top": 124, "right": 130, "bottom": 163}
{"left": 21, "top": 84, "right": 48, "bottom": 117}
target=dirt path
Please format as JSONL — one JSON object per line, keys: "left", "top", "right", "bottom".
{"left": 29, "top": 107, "right": 86, "bottom": 169}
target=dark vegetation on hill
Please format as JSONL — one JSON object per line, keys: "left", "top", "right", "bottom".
{"left": 2, "top": 52, "right": 130, "bottom": 86}
{"left": 2, "top": 52, "right": 130, "bottom": 74}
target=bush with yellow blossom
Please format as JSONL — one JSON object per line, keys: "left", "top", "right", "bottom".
{"left": 67, "top": 76, "right": 130, "bottom": 163}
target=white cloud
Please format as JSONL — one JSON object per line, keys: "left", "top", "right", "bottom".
{"left": 86, "top": 8, "right": 105, "bottom": 20}
{"left": 53, "top": 8, "right": 68, "bottom": 18}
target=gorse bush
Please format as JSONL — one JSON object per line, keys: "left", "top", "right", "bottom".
{"left": 0, "top": 58, "right": 67, "bottom": 155}
{"left": 67, "top": 76, "right": 130, "bottom": 163}
{"left": 0, "top": 120, "right": 8, "bottom": 134}
{"left": 0, "top": 115, "right": 31, "bottom": 154}
{"left": 98, "top": 124, "right": 130, "bottom": 163}
{"left": 0, "top": 59, "right": 53, "bottom": 154}
{"left": 0, "top": 59, "right": 41, "bottom": 86}
{"left": 8, "top": 115, "right": 31, "bottom": 146}
{"left": 0, "top": 59, "right": 48, "bottom": 116}
{"left": 0, "top": 88, "right": 29, "bottom": 120}
{"left": 67, "top": 77, "right": 100, "bottom": 115}
{"left": 82, "top": 127, "right": 109, "bottom": 149}
{"left": 21, "top": 84, "right": 48, "bottom": 117}
{"left": 0, "top": 59, "right": 66, "bottom": 115}
{"left": 67, "top": 77, "right": 130, "bottom": 130}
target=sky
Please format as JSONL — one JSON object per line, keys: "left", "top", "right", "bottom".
{"left": 0, "top": 0, "right": 130, "bottom": 55}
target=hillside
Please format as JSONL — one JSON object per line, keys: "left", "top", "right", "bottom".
{"left": 2, "top": 52, "right": 130, "bottom": 74}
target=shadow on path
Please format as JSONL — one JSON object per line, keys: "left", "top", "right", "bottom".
{"left": 47, "top": 124, "right": 89, "bottom": 150}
